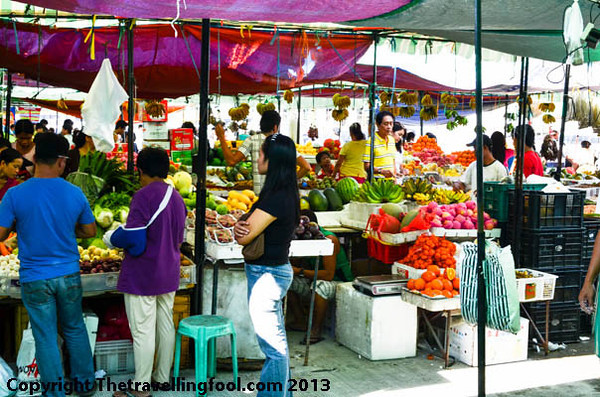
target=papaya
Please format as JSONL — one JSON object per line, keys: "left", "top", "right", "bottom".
{"left": 323, "top": 188, "right": 344, "bottom": 211}
{"left": 381, "top": 203, "right": 402, "bottom": 218}
{"left": 401, "top": 209, "right": 420, "bottom": 229}
{"left": 308, "top": 190, "right": 329, "bottom": 212}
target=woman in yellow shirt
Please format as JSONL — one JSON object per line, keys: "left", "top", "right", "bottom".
{"left": 333, "top": 123, "right": 367, "bottom": 183}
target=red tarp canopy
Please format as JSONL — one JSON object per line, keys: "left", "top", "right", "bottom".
{"left": 0, "top": 20, "right": 373, "bottom": 98}
{"left": 16, "top": 0, "right": 413, "bottom": 23}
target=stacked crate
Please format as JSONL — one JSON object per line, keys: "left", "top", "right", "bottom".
{"left": 173, "top": 293, "right": 191, "bottom": 368}
{"left": 580, "top": 218, "right": 600, "bottom": 333}
{"left": 506, "top": 189, "right": 586, "bottom": 343}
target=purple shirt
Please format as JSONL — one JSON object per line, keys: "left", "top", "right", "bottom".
{"left": 117, "top": 181, "right": 187, "bottom": 296}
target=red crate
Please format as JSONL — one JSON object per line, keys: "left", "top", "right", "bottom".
{"left": 367, "top": 237, "right": 409, "bottom": 264}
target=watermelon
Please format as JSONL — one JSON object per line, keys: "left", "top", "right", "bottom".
{"left": 335, "top": 177, "right": 360, "bottom": 204}
{"left": 308, "top": 190, "right": 329, "bottom": 211}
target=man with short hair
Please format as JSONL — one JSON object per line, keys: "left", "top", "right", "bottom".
{"left": 114, "top": 120, "right": 128, "bottom": 143}
{"left": 454, "top": 134, "right": 507, "bottom": 195}
{"left": 0, "top": 133, "right": 97, "bottom": 397}
{"left": 61, "top": 119, "right": 74, "bottom": 149}
{"left": 363, "top": 110, "right": 397, "bottom": 178}
{"left": 215, "top": 110, "right": 311, "bottom": 194}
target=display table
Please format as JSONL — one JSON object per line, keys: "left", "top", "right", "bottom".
{"left": 205, "top": 239, "right": 334, "bottom": 365}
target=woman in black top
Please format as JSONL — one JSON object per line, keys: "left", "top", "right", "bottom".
{"left": 235, "top": 133, "right": 299, "bottom": 396}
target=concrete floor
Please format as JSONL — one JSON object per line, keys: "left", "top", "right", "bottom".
{"left": 86, "top": 331, "right": 600, "bottom": 397}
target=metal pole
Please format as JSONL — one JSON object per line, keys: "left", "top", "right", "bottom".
{"left": 368, "top": 34, "right": 378, "bottom": 182}
{"left": 126, "top": 19, "right": 135, "bottom": 173}
{"left": 5, "top": 73, "right": 11, "bottom": 141}
{"left": 419, "top": 91, "right": 424, "bottom": 136}
{"left": 503, "top": 95, "right": 508, "bottom": 137}
{"left": 194, "top": 18, "right": 210, "bottom": 316}
{"left": 297, "top": 87, "right": 302, "bottom": 143}
{"left": 556, "top": 64, "right": 571, "bottom": 181}
{"left": 474, "top": 0, "right": 486, "bottom": 394}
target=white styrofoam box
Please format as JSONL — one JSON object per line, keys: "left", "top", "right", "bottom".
{"left": 430, "top": 228, "right": 501, "bottom": 239}
{"left": 515, "top": 268, "right": 558, "bottom": 302}
{"left": 94, "top": 340, "right": 135, "bottom": 375}
{"left": 371, "top": 230, "right": 425, "bottom": 245}
{"left": 336, "top": 282, "right": 417, "bottom": 360}
{"left": 143, "top": 122, "right": 168, "bottom": 140}
{"left": 448, "top": 317, "right": 529, "bottom": 367}
{"left": 83, "top": 311, "right": 99, "bottom": 353}
{"left": 392, "top": 263, "right": 425, "bottom": 280}
{"left": 401, "top": 288, "right": 461, "bottom": 312}
{"left": 205, "top": 239, "right": 334, "bottom": 261}
{"left": 347, "top": 202, "right": 382, "bottom": 223}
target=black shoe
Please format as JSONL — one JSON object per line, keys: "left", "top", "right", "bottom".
{"left": 79, "top": 380, "right": 98, "bottom": 397}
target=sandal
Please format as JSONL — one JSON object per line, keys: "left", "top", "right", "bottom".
{"left": 300, "top": 336, "right": 324, "bottom": 345}
{"left": 112, "top": 389, "right": 152, "bottom": 397}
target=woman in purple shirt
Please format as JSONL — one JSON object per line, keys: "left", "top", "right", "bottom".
{"left": 113, "top": 148, "right": 187, "bottom": 397}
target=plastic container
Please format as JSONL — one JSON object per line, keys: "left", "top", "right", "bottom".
{"left": 507, "top": 189, "right": 585, "bottom": 230}
{"left": 548, "top": 269, "right": 583, "bottom": 304}
{"left": 483, "top": 182, "right": 546, "bottom": 223}
{"left": 94, "top": 340, "right": 135, "bottom": 374}
{"left": 511, "top": 228, "right": 584, "bottom": 272}
{"left": 583, "top": 218, "right": 600, "bottom": 263}
{"left": 515, "top": 268, "right": 558, "bottom": 302}
{"left": 367, "top": 238, "right": 409, "bottom": 264}
{"left": 525, "top": 301, "right": 581, "bottom": 343}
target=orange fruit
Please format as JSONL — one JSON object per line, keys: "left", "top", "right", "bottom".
{"left": 452, "top": 290, "right": 459, "bottom": 296}
{"left": 442, "top": 279, "right": 454, "bottom": 291}
{"left": 429, "top": 279, "right": 443, "bottom": 291}
{"left": 445, "top": 268, "right": 456, "bottom": 281}
{"left": 407, "top": 279, "right": 416, "bottom": 290}
{"left": 426, "top": 265, "right": 441, "bottom": 276}
{"left": 423, "top": 288, "right": 434, "bottom": 297}
{"left": 422, "top": 271, "right": 436, "bottom": 282}
{"left": 442, "top": 290, "right": 453, "bottom": 298}
{"left": 414, "top": 278, "right": 426, "bottom": 291}
{"left": 431, "top": 289, "right": 443, "bottom": 297}
{"left": 453, "top": 277, "right": 460, "bottom": 291}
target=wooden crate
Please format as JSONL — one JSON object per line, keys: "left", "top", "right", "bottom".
{"left": 173, "top": 293, "right": 191, "bottom": 368}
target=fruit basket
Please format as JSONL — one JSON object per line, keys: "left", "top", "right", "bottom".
{"left": 515, "top": 268, "right": 558, "bottom": 302}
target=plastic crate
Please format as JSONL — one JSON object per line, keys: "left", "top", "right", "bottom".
{"left": 94, "top": 340, "right": 135, "bottom": 375}
{"left": 525, "top": 302, "right": 581, "bottom": 343}
{"left": 583, "top": 218, "right": 600, "bottom": 262}
{"left": 367, "top": 238, "right": 409, "bottom": 264}
{"left": 515, "top": 268, "right": 558, "bottom": 302}
{"left": 508, "top": 190, "right": 585, "bottom": 230}
{"left": 483, "top": 182, "right": 546, "bottom": 223}
{"left": 511, "top": 228, "right": 584, "bottom": 272}
{"left": 549, "top": 269, "right": 583, "bottom": 304}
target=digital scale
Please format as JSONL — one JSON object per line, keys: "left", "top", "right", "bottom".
{"left": 353, "top": 274, "right": 407, "bottom": 296}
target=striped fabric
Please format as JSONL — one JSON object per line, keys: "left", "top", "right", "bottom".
{"left": 459, "top": 243, "right": 479, "bottom": 325}
{"left": 363, "top": 133, "right": 395, "bottom": 171}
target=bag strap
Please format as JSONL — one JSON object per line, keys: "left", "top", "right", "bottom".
{"left": 146, "top": 186, "right": 174, "bottom": 227}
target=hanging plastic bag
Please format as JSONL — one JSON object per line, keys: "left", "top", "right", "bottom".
{"left": 484, "top": 245, "right": 520, "bottom": 334}
{"left": 16, "top": 328, "right": 41, "bottom": 396}
{"left": 459, "top": 242, "right": 479, "bottom": 325}
{"left": 564, "top": 0, "right": 584, "bottom": 65}
{"left": 81, "top": 58, "right": 129, "bottom": 153}
{"left": 0, "top": 355, "right": 16, "bottom": 396}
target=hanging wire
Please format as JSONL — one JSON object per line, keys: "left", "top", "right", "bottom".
{"left": 217, "top": 23, "right": 221, "bottom": 101}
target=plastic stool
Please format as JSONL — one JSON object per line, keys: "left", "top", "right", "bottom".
{"left": 173, "top": 315, "right": 238, "bottom": 395}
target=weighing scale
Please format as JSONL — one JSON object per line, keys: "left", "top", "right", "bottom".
{"left": 353, "top": 274, "right": 407, "bottom": 296}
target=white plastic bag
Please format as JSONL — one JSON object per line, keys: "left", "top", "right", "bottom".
{"left": 0, "top": 355, "right": 16, "bottom": 396}
{"left": 81, "top": 58, "right": 129, "bottom": 153}
{"left": 16, "top": 328, "right": 41, "bottom": 396}
{"left": 564, "top": 0, "right": 584, "bottom": 65}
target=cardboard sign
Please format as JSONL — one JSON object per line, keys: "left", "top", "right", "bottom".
{"left": 170, "top": 128, "right": 194, "bottom": 151}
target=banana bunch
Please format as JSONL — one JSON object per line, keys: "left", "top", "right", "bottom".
{"left": 421, "top": 94, "right": 433, "bottom": 106}
{"left": 332, "top": 109, "right": 349, "bottom": 122}
{"left": 145, "top": 100, "right": 166, "bottom": 118}
{"left": 332, "top": 93, "right": 351, "bottom": 109}
{"left": 538, "top": 103, "right": 555, "bottom": 112}
{"left": 543, "top": 114, "right": 556, "bottom": 124}
{"left": 469, "top": 97, "right": 476, "bottom": 110}
{"left": 440, "top": 93, "right": 459, "bottom": 109}
{"left": 354, "top": 180, "right": 405, "bottom": 203}
{"left": 420, "top": 106, "right": 437, "bottom": 121}
{"left": 379, "top": 91, "right": 390, "bottom": 104}
{"left": 399, "top": 91, "right": 419, "bottom": 106}
{"left": 229, "top": 103, "right": 250, "bottom": 121}
{"left": 256, "top": 102, "right": 276, "bottom": 115}
{"left": 516, "top": 95, "right": 533, "bottom": 106}
{"left": 413, "top": 193, "right": 432, "bottom": 205}
{"left": 443, "top": 168, "right": 462, "bottom": 177}
{"left": 398, "top": 106, "right": 416, "bottom": 118}
{"left": 402, "top": 178, "right": 433, "bottom": 200}
{"left": 57, "top": 99, "right": 68, "bottom": 110}
{"left": 284, "top": 90, "right": 294, "bottom": 104}
{"left": 432, "top": 189, "right": 469, "bottom": 205}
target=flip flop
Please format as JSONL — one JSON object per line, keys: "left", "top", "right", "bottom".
{"left": 300, "top": 336, "right": 324, "bottom": 345}
{"left": 112, "top": 390, "right": 152, "bottom": 397}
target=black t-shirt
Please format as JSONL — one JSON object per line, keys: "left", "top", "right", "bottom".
{"left": 251, "top": 189, "right": 296, "bottom": 266}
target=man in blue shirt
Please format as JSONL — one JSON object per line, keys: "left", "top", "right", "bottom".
{"left": 0, "top": 133, "right": 97, "bottom": 397}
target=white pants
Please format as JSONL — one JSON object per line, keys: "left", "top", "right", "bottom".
{"left": 124, "top": 292, "right": 176, "bottom": 385}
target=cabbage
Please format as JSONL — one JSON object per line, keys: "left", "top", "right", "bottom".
{"left": 108, "top": 221, "right": 122, "bottom": 231}
{"left": 96, "top": 209, "right": 114, "bottom": 229}
{"left": 173, "top": 171, "right": 192, "bottom": 192}
{"left": 117, "top": 207, "right": 129, "bottom": 223}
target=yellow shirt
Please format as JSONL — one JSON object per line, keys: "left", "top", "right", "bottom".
{"left": 339, "top": 140, "right": 367, "bottom": 178}
{"left": 363, "top": 133, "right": 395, "bottom": 171}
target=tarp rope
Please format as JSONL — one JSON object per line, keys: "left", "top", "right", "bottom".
{"left": 11, "top": 19, "right": 19, "bottom": 55}
{"left": 171, "top": 0, "right": 187, "bottom": 37}
{"left": 325, "top": 36, "right": 371, "bottom": 86}
{"left": 179, "top": 24, "right": 201, "bottom": 84}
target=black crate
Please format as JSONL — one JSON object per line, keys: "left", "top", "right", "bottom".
{"left": 509, "top": 228, "right": 583, "bottom": 272}
{"left": 581, "top": 312, "right": 593, "bottom": 335}
{"left": 548, "top": 269, "right": 583, "bottom": 304}
{"left": 525, "top": 302, "right": 581, "bottom": 343}
{"left": 508, "top": 190, "right": 585, "bottom": 230}
{"left": 583, "top": 219, "right": 600, "bottom": 262}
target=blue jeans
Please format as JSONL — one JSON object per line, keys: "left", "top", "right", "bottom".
{"left": 245, "top": 263, "right": 293, "bottom": 397}
{"left": 21, "top": 272, "right": 95, "bottom": 397}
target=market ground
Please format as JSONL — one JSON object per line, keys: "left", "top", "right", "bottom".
{"left": 83, "top": 331, "right": 600, "bottom": 397}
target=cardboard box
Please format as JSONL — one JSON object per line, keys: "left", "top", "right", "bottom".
{"left": 170, "top": 128, "right": 195, "bottom": 151}
{"left": 448, "top": 317, "right": 529, "bottom": 366}
{"left": 144, "top": 140, "right": 171, "bottom": 153}
{"left": 172, "top": 150, "right": 193, "bottom": 166}
{"left": 336, "top": 282, "right": 417, "bottom": 360}
{"left": 144, "top": 122, "right": 169, "bottom": 140}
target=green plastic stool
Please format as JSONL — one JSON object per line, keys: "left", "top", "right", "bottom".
{"left": 173, "top": 315, "right": 238, "bottom": 395}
